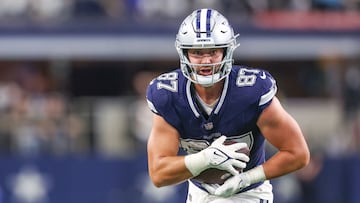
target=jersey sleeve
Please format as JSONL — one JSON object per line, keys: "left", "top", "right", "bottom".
{"left": 146, "top": 78, "right": 169, "bottom": 116}
{"left": 257, "top": 70, "right": 277, "bottom": 111}
{"left": 145, "top": 72, "right": 182, "bottom": 129}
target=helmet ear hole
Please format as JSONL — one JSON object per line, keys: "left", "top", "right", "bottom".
{"left": 182, "top": 50, "right": 191, "bottom": 73}
{"left": 222, "top": 48, "right": 227, "bottom": 59}
{"left": 183, "top": 49, "right": 189, "bottom": 58}
{"left": 186, "top": 65, "right": 192, "bottom": 74}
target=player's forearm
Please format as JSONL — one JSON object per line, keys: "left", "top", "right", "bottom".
{"left": 265, "top": 130, "right": 310, "bottom": 178}
{"left": 149, "top": 156, "right": 193, "bottom": 187}
{"left": 262, "top": 149, "right": 309, "bottom": 180}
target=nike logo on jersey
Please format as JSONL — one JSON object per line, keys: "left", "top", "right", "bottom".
{"left": 260, "top": 72, "right": 266, "bottom": 79}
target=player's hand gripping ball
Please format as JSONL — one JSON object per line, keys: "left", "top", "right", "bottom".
{"left": 193, "top": 141, "right": 250, "bottom": 185}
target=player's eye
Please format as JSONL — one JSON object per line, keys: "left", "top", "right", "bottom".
{"left": 192, "top": 50, "right": 202, "bottom": 56}
{"left": 210, "top": 50, "right": 218, "bottom": 56}
{"left": 188, "top": 50, "right": 202, "bottom": 58}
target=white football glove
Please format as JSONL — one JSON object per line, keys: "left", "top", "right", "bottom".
{"left": 205, "top": 165, "right": 266, "bottom": 197}
{"left": 184, "top": 136, "right": 250, "bottom": 176}
{"left": 211, "top": 172, "right": 251, "bottom": 197}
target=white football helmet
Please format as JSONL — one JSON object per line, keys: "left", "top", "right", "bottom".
{"left": 175, "top": 8, "right": 239, "bottom": 87}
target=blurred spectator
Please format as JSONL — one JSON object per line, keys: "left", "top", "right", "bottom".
{"left": 0, "top": 65, "right": 89, "bottom": 157}
{"left": 8, "top": 85, "right": 80, "bottom": 156}
{"left": 344, "top": 0, "right": 360, "bottom": 10}
{"left": 9, "top": 90, "right": 50, "bottom": 156}
{"left": 28, "top": 0, "right": 72, "bottom": 22}
{"left": 136, "top": 0, "right": 188, "bottom": 19}
{"left": 318, "top": 55, "right": 343, "bottom": 99}
{"left": 343, "top": 65, "right": 360, "bottom": 121}
{"left": 0, "top": 0, "right": 28, "bottom": 19}
{"left": 268, "top": 0, "right": 311, "bottom": 10}
{"left": 312, "top": 0, "right": 344, "bottom": 10}
{"left": 190, "top": 0, "right": 222, "bottom": 12}
{"left": 221, "top": 0, "right": 254, "bottom": 19}
{"left": 298, "top": 66, "right": 326, "bottom": 97}
{"left": 0, "top": 82, "right": 23, "bottom": 154}
{"left": 99, "top": 0, "right": 127, "bottom": 20}
{"left": 72, "top": 0, "right": 107, "bottom": 18}
{"left": 128, "top": 71, "right": 160, "bottom": 151}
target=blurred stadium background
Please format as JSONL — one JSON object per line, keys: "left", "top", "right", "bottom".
{"left": 0, "top": 0, "right": 359, "bottom": 203}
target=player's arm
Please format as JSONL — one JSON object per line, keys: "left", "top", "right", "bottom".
{"left": 207, "top": 96, "right": 310, "bottom": 197}
{"left": 147, "top": 113, "right": 192, "bottom": 187}
{"left": 257, "top": 96, "right": 310, "bottom": 179}
{"left": 147, "top": 113, "right": 250, "bottom": 188}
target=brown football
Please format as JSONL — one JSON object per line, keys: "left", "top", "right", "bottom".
{"left": 192, "top": 141, "right": 250, "bottom": 185}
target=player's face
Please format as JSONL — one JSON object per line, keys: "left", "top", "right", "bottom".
{"left": 187, "top": 48, "right": 224, "bottom": 76}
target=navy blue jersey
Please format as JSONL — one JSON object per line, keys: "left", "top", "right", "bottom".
{"left": 146, "top": 65, "right": 277, "bottom": 190}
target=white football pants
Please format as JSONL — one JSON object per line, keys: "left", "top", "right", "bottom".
{"left": 186, "top": 180, "right": 273, "bottom": 203}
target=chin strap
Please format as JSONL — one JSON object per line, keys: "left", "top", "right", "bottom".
{"left": 192, "top": 72, "right": 221, "bottom": 87}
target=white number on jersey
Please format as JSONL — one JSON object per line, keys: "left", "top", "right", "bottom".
{"left": 156, "top": 72, "right": 178, "bottom": 92}
{"left": 236, "top": 68, "right": 261, "bottom": 87}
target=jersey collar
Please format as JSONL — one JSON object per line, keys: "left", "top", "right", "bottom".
{"left": 186, "top": 76, "right": 229, "bottom": 118}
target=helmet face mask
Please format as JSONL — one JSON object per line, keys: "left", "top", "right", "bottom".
{"left": 175, "top": 8, "right": 239, "bottom": 87}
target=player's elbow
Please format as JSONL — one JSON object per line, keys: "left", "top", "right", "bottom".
{"left": 150, "top": 178, "right": 164, "bottom": 188}
{"left": 149, "top": 172, "right": 168, "bottom": 188}
{"left": 295, "top": 148, "right": 311, "bottom": 169}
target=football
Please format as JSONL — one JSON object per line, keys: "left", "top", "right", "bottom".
{"left": 192, "top": 142, "right": 250, "bottom": 185}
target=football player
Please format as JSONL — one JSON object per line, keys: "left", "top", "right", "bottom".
{"left": 146, "top": 8, "right": 310, "bottom": 203}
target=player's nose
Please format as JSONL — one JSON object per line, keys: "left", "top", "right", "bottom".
{"left": 200, "top": 55, "right": 212, "bottom": 64}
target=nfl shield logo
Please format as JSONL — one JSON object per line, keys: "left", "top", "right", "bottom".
{"left": 203, "top": 122, "right": 213, "bottom": 130}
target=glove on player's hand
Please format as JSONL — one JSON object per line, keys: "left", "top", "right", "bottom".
{"left": 205, "top": 166, "right": 266, "bottom": 197}
{"left": 212, "top": 172, "right": 251, "bottom": 197}
{"left": 185, "top": 136, "right": 250, "bottom": 176}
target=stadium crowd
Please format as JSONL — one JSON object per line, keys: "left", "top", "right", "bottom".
{"left": 0, "top": 0, "right": 359, "bottom": 23}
